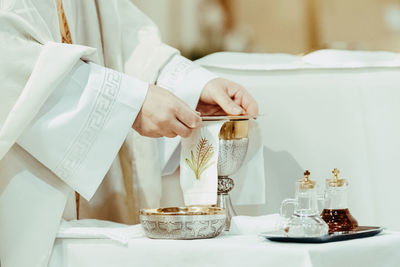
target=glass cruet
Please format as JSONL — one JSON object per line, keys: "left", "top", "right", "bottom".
{"left": 320, "top": 168, "right": 358, "bottom": 233}
{"left": 279, "top": 170, "right": 328, "bottom": 237}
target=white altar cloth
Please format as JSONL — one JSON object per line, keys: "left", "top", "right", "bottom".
{"left": 49, "top": 218, "right": 400, "bottom": 267}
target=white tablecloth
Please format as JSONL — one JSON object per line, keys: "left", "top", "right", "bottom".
{"left": 49, "top": 231, "right": 400, "bottom": 267}
{"left": 49, "top": 217, "right": 400, "bottom": 267}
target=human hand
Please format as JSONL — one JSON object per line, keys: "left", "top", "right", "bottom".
{"left": 196, "top": 78, "right": 258, "bottom": 116}
{"left": 133, "top": 85, "right": 201, "bottom": 138}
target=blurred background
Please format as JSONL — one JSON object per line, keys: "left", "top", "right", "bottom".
{"left": 132, "top": 0, "right": 400, "bottom": 60}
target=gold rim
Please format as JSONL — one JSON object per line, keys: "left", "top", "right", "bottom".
{"left": 219, "top": 120, "right": 249, "bottom": 140}
{"left": 139, "top": 206, "right": 225, "bottom": 216}
{"left": 201, "top": 115, "right": 257, "bottom": 121}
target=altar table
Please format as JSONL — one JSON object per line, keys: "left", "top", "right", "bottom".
{"left": 49, "top": 230, "right": 400, "bottom": 267}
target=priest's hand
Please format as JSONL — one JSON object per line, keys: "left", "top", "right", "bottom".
{"left": 133, "top": 85, "right": 201, "bottom": 138}
{"left": 196, "top": 78, "right": 258, "bottom": 116}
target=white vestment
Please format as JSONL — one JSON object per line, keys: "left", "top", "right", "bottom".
{"left": 0, "top": 1, "right": 216, "bottom": 266}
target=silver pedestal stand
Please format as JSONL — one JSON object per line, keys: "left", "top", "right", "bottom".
{"left": 216, "top": 138, "right": 249, "bottom": 231}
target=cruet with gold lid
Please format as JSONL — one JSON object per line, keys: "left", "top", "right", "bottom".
{"left": 279, "top": 170, "right": 328, "bottom": 237}
{"left": 320, "top": 168, "right": 358, "bottom": 233}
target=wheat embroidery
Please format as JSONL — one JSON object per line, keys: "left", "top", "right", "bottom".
{"left": 185, "top": 137, "right": 215, "bottom": 180}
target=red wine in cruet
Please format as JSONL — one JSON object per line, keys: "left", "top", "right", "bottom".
{"left": 321, "top": 208, "right": 358, "bottom": 234}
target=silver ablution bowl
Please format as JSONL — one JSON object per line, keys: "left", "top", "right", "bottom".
{"left": 217, "top": 119, "right": 249, "bottom": 230}
{"left": 139, "top": 207, "right": 226, "bottom": 239}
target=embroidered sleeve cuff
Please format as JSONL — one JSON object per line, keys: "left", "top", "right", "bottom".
{"left": 17, "top": 61, "right": 148, "bottom": 200}
{"left": 157, "top": 55, "right": 218, "bottom": 109}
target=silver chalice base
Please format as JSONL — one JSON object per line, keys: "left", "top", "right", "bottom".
{"left": 217, "top": 138, "right": 249, "bottom": 230}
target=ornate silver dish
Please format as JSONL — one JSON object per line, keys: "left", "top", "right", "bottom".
{"left": 139, "top": 207, "right": 226, "bottom": 240}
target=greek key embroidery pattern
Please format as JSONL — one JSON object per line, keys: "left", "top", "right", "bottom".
{"left": 54, "top": 68, "right": 122, "bottom": 180}
{"left": 159, "top": 57, "right": 193, "bottom": 90}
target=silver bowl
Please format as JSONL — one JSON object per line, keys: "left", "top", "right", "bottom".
{"left": 139, "top": 207, "right": 226, "bottom": 239}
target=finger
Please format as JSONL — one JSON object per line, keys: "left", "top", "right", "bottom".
{"left": 176, "top": 103, "right": 202, "bottom": 128}
{"left": 228, "top": 84, "right": 258, "bottom": 116}
{"left": 244, "top": 102, "right": 258, "bottom": 116}
{"left": 171, "top": 119, "right": 193, "bottom": 138}
{"left": 214, "top": 90, "right": 244, "bottom": 115}
{"left": 196, "top": 103, "right": 225, "bottom": 116}
{"left": 239, "top": 90, "right": 259, "bottom": 116}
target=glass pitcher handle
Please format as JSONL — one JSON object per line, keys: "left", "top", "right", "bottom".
{"left": 280, "top": 198, "right": 297, "bottom": 219}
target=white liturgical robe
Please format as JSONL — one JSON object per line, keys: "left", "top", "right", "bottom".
{"left": 0, "top": 0, "right": 216, "bottom": 266}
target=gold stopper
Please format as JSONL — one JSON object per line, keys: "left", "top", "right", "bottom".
{"left": 299, "top": 170, "right": 315, "bottom": 189}
{"left": 327, "top": 168, "right": 346, "bottom": 187}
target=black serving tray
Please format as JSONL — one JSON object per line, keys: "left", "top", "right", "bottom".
{"left": 260, "top": 226, "right": 384, "bottom": 243}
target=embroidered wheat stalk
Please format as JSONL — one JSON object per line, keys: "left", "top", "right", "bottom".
{"left": 185, "top": 137, "right": 215, "bottom": 180}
